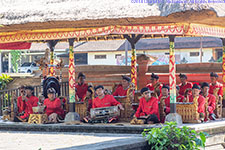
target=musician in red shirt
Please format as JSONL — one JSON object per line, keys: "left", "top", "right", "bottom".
{"left": 134, "top": 87, "right": 160, "bottom": 124}
{"left": 15, "top": 86, "right": 39, "bottom": 121}
{"left": 158, "top": 85, "right": 170, "bottom": 114}
{"left": 44, "top": 88, "right": 64, "bottom": 123}
{"left": 178, "top": 73, "right": 193, "bottom": 96}
{"left": 113, "top": 75, "right": 131, "bottom": 96}
{"left": 188, "top": 84, "right": 205, "bottom": 121}
{"left": 75, "top": 72, "right": 88, "bottom": 101}
{"left": 146, "top": 73, "right": 162, "bottom": 98}
{"left": 176, "top": 86, "right": 185, "bottom": 102}
{"left": 201, "top": 82, "right": 216, "bottom": 120}
{"left": 17, "top": 85, "right": 26, "bottom": 115}
{"left": 92, "top": 85, "right": 124, "bottom": 109}
{"left": 209, "top": 72, "right": 223, "bottom": 96}
{"left": 90, "top": 85, "right": 124, "bottom": 123}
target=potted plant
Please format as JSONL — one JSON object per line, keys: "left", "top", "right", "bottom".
{"left": 142, "top": 122, "right": 208, "bottom": 150}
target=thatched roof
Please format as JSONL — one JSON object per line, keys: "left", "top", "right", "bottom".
{"left": 1, "top": 1, "right": 225, "bottom": 33}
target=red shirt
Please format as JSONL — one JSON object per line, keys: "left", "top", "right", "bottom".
{"left": 92, "top": 95, "right": 121, "bottom": 108}
{"left": 179, "top": 82, "right": 193, "bottom": 96}
{"left": 146, "top": 83, "right": 163, "bottom": 97}
{"left": 158, "top": 95, "right": 170, "bottom": 114}
{"left": 135, "top": 97, "right": 159, "bottom": 120}
{"left": 44, "top": 98, "right": 64, "bottom": 118}
{"left": 205, "top": 94, "right": 216, "bottom": 114}
{"left": 188, "top": 95, "right": 205, "bottom": 114}
{"left": 177, "top": 95, "right": 185, "bottom": 102}
{"left": 75, "top": 83, "right": 88, "bottom": 99}
{"left": 20, "top": 96, "right": 39, "bottom": 119}
{"left": 113, "top": 85, "right": 128, "bottom": 96}
{"left": 209, "top": 82, "right": 223, "bottom": 96}
{"left": 17, "top": 96, "right": 24, "bottom": 113}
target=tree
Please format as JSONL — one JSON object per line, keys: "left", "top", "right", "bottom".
{"left": 10, "top": 50, "right": 22, "bottom": 73}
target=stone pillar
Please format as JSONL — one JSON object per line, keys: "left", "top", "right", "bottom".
{"left": 137, "top": 54, "right": 150, "bottom": 89}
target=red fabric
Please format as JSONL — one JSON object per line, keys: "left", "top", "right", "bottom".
{"left": 177, "top": 95, "right": 185, "bottom": 102}
{"left": 178, "top": 82, "right": 193, "bottom": 96}
{"left": 113, "top": 85, "right": 128, "bottom": 96}
{"left": 19, "top": 96, "right": 39, "bottom": 119}
{"left": 158, "top": 95, "right": 170, "bottom": 114}
{"left": 146, "top": 83, "right": 162, "bottom": 93}
{"left": 209, "top": 82, "right": 223, "bottom": 96}
{"left": 17, "top": 96, "right": 24, "bottom": 113}
{"left": 44, "top": 98, "right": 64, "bottom": 118}
{"left": 188, "top": 95, "right": 205, "bottom": 114}
{"left": 92, "top": 95, "right": 120, "bottom": 108}
{"left": 75, "top": 83, "right": 88, "bottom": 99}
{"left": 135, "top": 97, "right": 159, "bottom": 120}
{"left": 0, "top": 42, "right": 31, "bottom": 50}
{"left": 206, "top": 94, "right": 216, "bottom": 114}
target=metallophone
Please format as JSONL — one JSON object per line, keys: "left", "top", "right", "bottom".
{"left": 90, "top": 106, "right": 120, "bottom": 120}
{"left": 159, "top": 95, "right": 204, "bottom": 123}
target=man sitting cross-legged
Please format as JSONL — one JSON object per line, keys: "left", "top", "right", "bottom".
{"left": 188, "top": 84, "right": 205, "bottom": 122}
{"left": 85, "top": 85, "right": 124, "bottom": 123}
{"left": 43, "top": 88, "right": 65, "bottom": 123}
{"left": 201, "top": 82, "right": 216, "bottom": 121}
{"left": 133, "top": 87, "right": 160, "bottom": 124}
{"left": 15, "top": 86, "right": 39, "bottom": 122}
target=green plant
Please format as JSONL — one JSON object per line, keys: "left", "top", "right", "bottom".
{"left": 0, "top": 74, "right": 13, "bottom": 90}
{"left": 142, "top": 122, "right": 208, "bottom": 150}
{"left": 10, "top": 50, "right": 22, "bottom": 73}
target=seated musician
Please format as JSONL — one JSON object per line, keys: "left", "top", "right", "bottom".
{"left": 158, "top": 85, "right": 170, "bottom": 114}
{"left": 134, "top": 87, "right": 160, "bottom": 124}
{"left": 43, "top": 88, "right": 65, "bottom": 123}
{"left": 91, "top": 85, "right": 124, "bottom": 123}
{"left": 83, "top": 87, "right": 95, "bottom": 112}
{"left": 178, "top": 73, "right": 193, "bottom": 96}
{"left": 75, "top": 72, "right": 88, "bottom": 101}
{"left": 113, "top": 75, "right": 131, "bottom": 96}
{"left": 15, "top": 86, "right": 39, "bottom": 122}
{"left": 188, "top": 84, "right": 205, "bottom": 120}
{"left": 176, "top": 86, "right": 185, "bottom": 102}
{"left": 201, "top": 82, "right": 216, "bottom": 120}
{"left": 146, "top": 73, "right": 163, "bottom": 98}
{"left": 209, "top": 72, "right": 223, "bottom": 97}
{"left": 17, "top": 85, "right": 26, "bottom": 116}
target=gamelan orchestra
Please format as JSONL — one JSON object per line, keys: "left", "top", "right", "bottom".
{"left": 2, "top": 71, "right": 223, "bottom": 125}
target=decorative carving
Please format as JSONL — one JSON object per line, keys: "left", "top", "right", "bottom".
{"left": 213, "top": 88, "right": 222, "bottom": 118}
{"left": 28, "top": 114, "right": 48, "bottom": 124}
{"left": 159, "top": 96, "right": 166, "bottom": 122}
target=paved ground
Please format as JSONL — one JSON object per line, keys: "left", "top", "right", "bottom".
{"left": 0, "top": 131, "right": 143, "bottom": 150}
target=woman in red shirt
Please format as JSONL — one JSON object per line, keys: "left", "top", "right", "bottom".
{"left": 44, "top": 88, "right": 64, "bottom": 123}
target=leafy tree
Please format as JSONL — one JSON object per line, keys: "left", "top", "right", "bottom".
{"left": 10, "top": 50, "right": 22, "bottom": 73}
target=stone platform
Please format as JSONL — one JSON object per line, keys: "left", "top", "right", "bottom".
{"left": 0, "top": 119, "right": 225, "bottom": 149}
